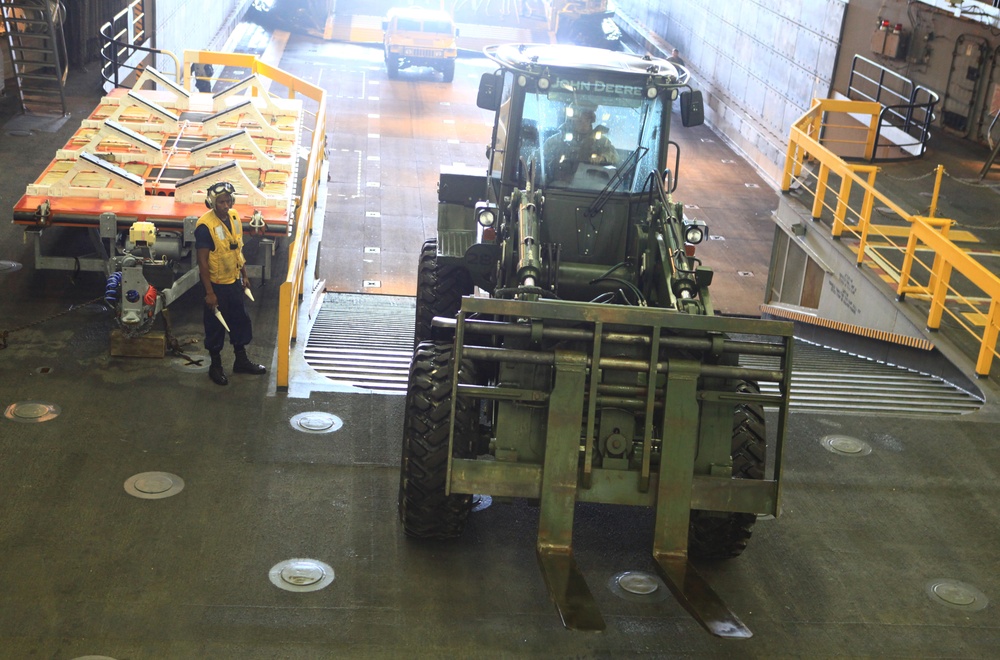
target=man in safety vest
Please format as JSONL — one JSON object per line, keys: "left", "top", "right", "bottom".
{"left": 195, "top": 181, "right": 267, "bottom": 386}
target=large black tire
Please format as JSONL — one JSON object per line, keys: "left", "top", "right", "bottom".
{"left": 414, "top": 238, "right": 474, "bottom": 347}
{"left": 441, "top": 60, "right": 455, "bottom": 83}
{"left": 688, "top": 380, "right": 766, "bottom": 560}
{"left": 386, "top": 55, "right": 399, "bottom": 79}
{"left": 398, "top": 341, "right": 479, "bottom": 539}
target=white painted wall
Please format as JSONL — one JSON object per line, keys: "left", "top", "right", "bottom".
{"left": 835, "top": 1, "right": 1000, "bottom": 145}
{"left": 150, "top": 0, "right": 252, "bottom": 78}
{"left": 615, "top": 0, "right": 1000, "bottom": 184}
{"left": 615, "top": 0, "right": 848, "bottom": 187}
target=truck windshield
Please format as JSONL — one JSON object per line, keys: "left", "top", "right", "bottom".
{"left": 519, "top": 83, "right": 665, "bottom": 192}
{"left": 422, "top": 20, "right": 453, "bottom": 33}
{"left": 395, "top": 18, "right": 452, "bottom": 34}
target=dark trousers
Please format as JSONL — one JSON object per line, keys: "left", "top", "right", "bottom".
{"left": 203, "top": 281, "right": 252, "bottom": 354}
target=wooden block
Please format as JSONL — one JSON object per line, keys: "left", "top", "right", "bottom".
{"left": 110, "top": 330, "right": 165, "bottom": 358}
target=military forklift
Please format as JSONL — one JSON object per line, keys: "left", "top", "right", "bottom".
{"left": 399, "top": 43, "right": 794, "bottom": 638}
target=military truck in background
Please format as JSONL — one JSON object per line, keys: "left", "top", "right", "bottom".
{"left": 398, "top": 43, "right": 794, "bottom": 638}
{"left": 382, "top": 6, "right": 459, "bottom": 82}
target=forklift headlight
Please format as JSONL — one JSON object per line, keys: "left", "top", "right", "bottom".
{"left": 478, "top": 209, "right": 496, "bottom": 227}
{"left": 476, "top": 201, "right": 498, "bottom": 228}
{"left": 683, "top": 219, "right": 707, "bottom": 244}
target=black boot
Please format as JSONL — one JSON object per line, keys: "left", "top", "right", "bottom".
{"left": 233, "top": 346, "right": 267, "bottom": 375}
{"left": 209, "top": 352, "right": 228, "bottom": 386}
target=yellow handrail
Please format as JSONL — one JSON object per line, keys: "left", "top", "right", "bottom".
{"left": 184, "top": 50, "right": 327, "bottom": 390}
{"left": 782, "top": 98, "right": 1000, "bottom": 377}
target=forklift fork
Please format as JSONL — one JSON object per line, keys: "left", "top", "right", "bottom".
{"left": 447, "top": 297, "right": 791, "bottom": 637}
{"left": 534, "top": 352, "right": 752, "bottom": 638}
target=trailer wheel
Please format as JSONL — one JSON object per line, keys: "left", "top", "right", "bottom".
{"left": 398, "top": 340, "right": 478, "bottom": 539}
{"left": 414, "top": 238, "right": 473, "bottom": 347}
{"left": 688, "top": 380, "right": 766, "bottom": 560}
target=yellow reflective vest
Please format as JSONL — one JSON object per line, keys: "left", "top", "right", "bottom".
{"left": 196, "top": 209, "right": 245, "bottom": 284}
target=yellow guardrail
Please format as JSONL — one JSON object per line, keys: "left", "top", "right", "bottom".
{"left": 185, "top": 50, "right": 327, "bottom": 391}
{"left": 781, "top": 98, "right": 1000, "bottom": 377}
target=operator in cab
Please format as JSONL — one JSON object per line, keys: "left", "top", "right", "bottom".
{"left": 195, "top": 181, "right": 267, "bottom": 386}
{"left": 543, "top": 101, "right": 619, "bottom": 185}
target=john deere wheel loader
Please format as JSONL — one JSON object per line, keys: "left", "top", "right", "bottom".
{"left": 399, "top": 43, "right": 794, "bottom": 638}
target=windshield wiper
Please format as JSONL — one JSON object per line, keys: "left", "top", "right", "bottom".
{"left": 585, "top": 145, "right": 647, "bottom": 218}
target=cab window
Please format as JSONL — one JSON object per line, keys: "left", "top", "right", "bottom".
{"left": 520, "top": 84, "right": 664, "bottom": 192}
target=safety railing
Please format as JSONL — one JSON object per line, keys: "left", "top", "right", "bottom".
{"left": 846, "top": 55, "right": 939, "bottom": 160}
{"left": 183, "top": 50, "right": 327, "bottom": 391}
{"left": 99, "top": 0, "right": 181, "bottom": 90}
{"left": 782, "top": 97, "right": 1000, "bottom": 377}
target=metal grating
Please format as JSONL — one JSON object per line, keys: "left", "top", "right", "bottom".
{"left": 743, "top": 339, "right": 984, "bottom": 416}
{"left": 305, "top": 293, "right": 414, "bottom": 393}
{"left": 305, "top": 298, "right": 984, "bottom": 413}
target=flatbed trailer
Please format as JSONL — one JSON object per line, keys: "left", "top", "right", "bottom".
{"left": 11, "top": 66, "right": 306, "bottom": 342}
{"left": 14, "top": 68, "right": 300, "bottom": 238}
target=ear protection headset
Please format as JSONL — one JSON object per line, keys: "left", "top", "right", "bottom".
{"left": 205, "top": 181, "right": 237, "bottom": 209}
